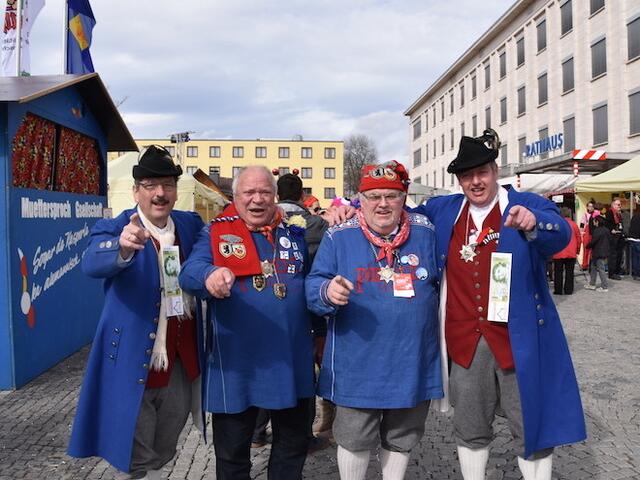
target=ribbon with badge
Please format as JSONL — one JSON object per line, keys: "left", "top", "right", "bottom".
{"left": 161, "top": 245, "right": 184, "bottom": 316}
{"left": 487, "top": 252, "right": 512, "bottom": 323}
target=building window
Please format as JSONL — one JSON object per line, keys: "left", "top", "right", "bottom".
{"left": 186, "top": 165, "right": 197, "bottom": 175}
{"left": 232, "top": 166, "right": 242, "bottom": 177}
{"left": 279, "top": 167, "right": 290, "bottom": 175}
{"left": 301, "top": 167, "right": 312, "bottom": 178}
{"left": 324, "top": 147, "right": 336, "bottom": 159}
{"left": 432, "top": 106, "right": 436, "bottom": 127}
{"left": 461, "top": 122, "right": 465, "bottom": 137}
{"left": 450, "top": 92, "right": 454, "bottom": 114}
{"left": 425, "top": 144, "right": 429, "bottom": 162}
{"left": 441, "top": 134, "right": 445, "bottom": 154}
{"left": 279, "top": 146, "right": 290, "bottom": 158}
{"left": 537, "top": 19, "right": 547, "bottom": 52}
{"left": 539, "top": 127, "right": 549, "bottom": 160}
{"left": 471, "top": 74, "right": 477, "bottom": 99}
{"left": 255, "top": 146, "right": 267, "bottom": 158}
{"left": 518, "top": 137, "right": 527, "bottom": 163}
{"left": 516, "top": 36, "right": 525, "bottom": 67}
{"left": 302, "top": 187, "right": 312, "bottom": 195}
{"left": 441, "top": 168, "right": 445, "bottom": 188}
{"left": 324, "top": 167, "right": 336, "bottom": 179}
{"left": 413, "top": 149, "right": 422, "bottom": 168}
{"left": 440, "top": 99, "right": 445, "bottom": 121}
{"left": 563, "top": 117, "right": 576, "bottom": 153}
{"left": 301, "top": 147, "right": 313, "bottom": 158}
{"left": 591, "top": 38, "right": 607, "bottom": 78}
{"left": 186, "top": 146, "right": 198, "bottom": 157}
{"left": 538, "top": 73, "right": 548, "bottom": 105}
{"left": 232, "top": 146, "right": 244, "bottom": 158}
{"left": 209, "top": 146, "right": 221, "bottom": 157}
{"left": 413, "top": 176, "right": 422, "bottom": 184}
{"left": 628, "top": 16, "right": 640, "bottom": 61}
{"left": 500, "top": 97, "right": 507, "bottom": 124}
{"left": 590, "top": 0, "right": 604, "bottom": 16}
{"left": 450, "top": 128, "right": 454, "bottom": 149}
{"left": 425, "top": 173, "right": 429, "bottom": 186}
{"left": 433, "top": 139, "right": 437, "bottom": 158}
{"left": 630, "top": 91, "right": 640, "bottom": 135}
{"left": 517, "top": 86, "right": 526, "bottom": 115}
{"left": 209, "top": 166, "right": 220, "bottom": 176}
{"left": 165, "top": 146, "right": 175, "bottom": 156}
{"left": 562, "top": 57, "right": 574, "bottom": 93}
{"left": 425, "top": 111, "right": 429, "bottom": 132}
{"left": 484, "top": 61, "right": 491, "bottom": 90}
{"left": 460, "top": 83, "right": 465, "bottom": 107}
{"left": 472, "top": 115, "right": 478, "bottom": 137}
{"left": 560, "top": 0, "right": 573, "bottom": 35}
{"left": 593, "top": 104, "right": 608, "bottom": 145}
{"left": 500, "top": 144, "right": 508, "bottom": 167}
{"left": 324, "top": 187, "right": 336, "bottom": 200}
{"left": 450, "top": 173, "right": 455, "bottom": 186}
{"left": 485, "top": 106, "right": 491, "bottom": 129}
{"left": 413, "top": 119, "right": 422, "bottom": 140}
{"left": 499, "top": 51, "right": 506, "bottom": 79}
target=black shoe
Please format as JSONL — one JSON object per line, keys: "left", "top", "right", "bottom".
{"left": 609, "top": 275, "right": 622, "bottom": 280}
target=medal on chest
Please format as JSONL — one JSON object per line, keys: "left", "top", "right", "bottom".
{"left": 378, "top": 265, "right": 395, "bottom": 283}
{"left": 273, "top": 282, "right": 287, "bottom": 299}
{"left": 261, "top": 260, "right": 274, "bottom": 278}
{"left": 459, "top": 243, "right": 478, "bottom": 263}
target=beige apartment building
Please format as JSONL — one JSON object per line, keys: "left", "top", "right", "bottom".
{"left": 114, "top": 138, "right": 344, "bottom": 207}
{"left": 406, "top": 0, "right": 640, "bottom": 190}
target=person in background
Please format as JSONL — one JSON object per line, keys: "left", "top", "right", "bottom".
{"left": 68, "top": 146, "right": 205, "bottom": 480}
{"left": 552, "top": 207, "right": 582, "bottom": 295}
{"left": 303, "top": 194, "right": 322, "bottom": 215}
{"left": 605, "top": 198, "right": 625, "bottom": 280}
{"left": 584, "top": 213, "right": 610, "bottom": 292}
{"left": 179, "top": 165, "right": 314, "bottom": 480}
{"left": 306, "top": 160, "right": 442, "bottom": 480}
{"left": 628, "top": 207, "right": 640, "bottom": 281}
{"left": 579, "top": 200, "right": 596, "bottom": 270}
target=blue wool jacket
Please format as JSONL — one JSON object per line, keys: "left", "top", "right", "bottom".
{"left": 67, "top": 208, "right": 204, "bottom": 472}
{"left": 413, "top": 187, "right": 586, "bottom": 457}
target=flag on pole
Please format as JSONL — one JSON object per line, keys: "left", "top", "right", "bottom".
{"left": 1, "top": 0, "right": 45, "bottom": 76}
{"left": 66, "top": 0, "right": 94, "bottom": 74}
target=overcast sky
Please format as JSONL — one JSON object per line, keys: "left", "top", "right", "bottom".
{"left": 28, "top": 0, "right": 514, "bottom": 164}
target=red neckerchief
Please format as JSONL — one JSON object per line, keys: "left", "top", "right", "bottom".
{"left": 210, "top": 204, "right": 262, "bottom": 277}
{"left": 247, "top": 210, "right": 282, "bottom": 245}
{"left": 613, "top": 211, "right": 622, "bottom": 224}
{"left": 357, "top": 209, "right": 410, "bottom": 265}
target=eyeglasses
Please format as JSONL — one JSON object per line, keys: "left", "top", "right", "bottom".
{"left": 360, "top": 191, "right": 405, "bottom": 203}
{"left": 312, "top": 207, "right": 321, "bottom": 213}
{"left": 137, "top": 181, "right": 177, "bottom": 192}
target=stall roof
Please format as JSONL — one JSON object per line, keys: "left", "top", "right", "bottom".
{"left": 514, "top": 151, "right": 633, "bottom": 175}
{"left": 575, "top": 155, "right": 640, "bottom": 193}
{"left": 0, "top": 73, "right": 137, "bottom": 152}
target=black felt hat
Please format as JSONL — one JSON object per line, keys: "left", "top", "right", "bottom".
{"left": 447, "top": 130, "right": 500, "bottom": 174}
{"left": 133, "top": 145, "right": 183, "bottom": 180}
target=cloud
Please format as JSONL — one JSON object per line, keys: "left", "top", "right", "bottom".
{"left": 28, "top": 0, "right": 514, "bottom": 165}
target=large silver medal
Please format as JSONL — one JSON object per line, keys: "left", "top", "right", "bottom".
{"left": 378, "top": 265, "right": 395, "bottom": 283}
{"left": 459, "top": 243, "right": 478, "bottom": 263}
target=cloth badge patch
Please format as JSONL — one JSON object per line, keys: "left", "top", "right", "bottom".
{"left": 292, "top": 242, "right": 299, "bottom": 251}
{"left": 218, "top": 234, "right": 246, "bottom": 259}
{"left": 293, "top": 251, "right": 302, "bottom": 261}
{"left": 287, "top": 264, "right": 297, "bottom": 274}
{"left": 279, "top": 237, "right": 292, "bottom": 249}
{"left": 415, "top": 267, "right": 429, "bottom": 280}
{"left": 280, "top": 250, "right": 290, "bottom": 260}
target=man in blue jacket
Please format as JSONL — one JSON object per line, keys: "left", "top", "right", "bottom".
{"left": 413, "top": 130, "right": 586, "bottom": 479}
{"left": 68, "top": 146, "right": 205, "bottom": 479}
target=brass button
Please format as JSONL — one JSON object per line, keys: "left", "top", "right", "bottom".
{"left": 143, "top": 363, "right": 149, "bottom": 370}
{"left": 145, "top": 348, "right": 152, "bottom": 355}
{"left": 474, "top": 261, "right": 479, "bottom": 266}
{"left": 137, "top": 378, "right": 145, "bottom": 384}
{"left": 153, "top": 317, "right": 159, "bottom": 324}
{"left": 477, "top": 306, "right": 484, "bottom": 312}
{"left": 478, "top": 316, "right": 484, "bottom": 321}
{"left": 111, "top": 341, "right": 117, "bottom": 347}
{"left": 475, "top": 294, "right": 481, "bottom": 300}
{"left": 149, "top": 332, "right": 156, "bottom": 340}
{"left": 109, "top": 354, "right": 115, "bottom": 360}
{"left": 114, "top": 328, "right": 120, "bottom": 334}
{"left": 534, "top": 293, "right": 539, "bottom": 300}
{"left": 474, "top": 283, "right": 480, "bottom": 289}
{"left": 538, "top": 319, "right": 545, "bottom": 326}
{"left": 536, "top": 305, "right": 542, "bottom": 311}
{"left": 473, "top": 272, "right": 479, "bottom": 277}
{"left": 475, "top": 328, "right": 481, "bottom": 333}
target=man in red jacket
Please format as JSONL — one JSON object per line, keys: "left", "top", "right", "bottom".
{"left": 552, "top": 207, "right": 582, "bottom": 295}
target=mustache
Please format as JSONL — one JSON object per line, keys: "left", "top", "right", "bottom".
{"left": 151, "top": 197, "right": 169, "bottom": 205}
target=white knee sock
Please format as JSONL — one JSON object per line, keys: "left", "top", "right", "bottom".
{"left": 517, "top": 454, "right": 553, "bottom": 480}
{"left": 457, "top": 445, "right": 489, "bottom": 480}
{"left": 337, "top": 446, "right": 370, "bottom": 480}
{"left": 379, "top": 448, "right": 410, "bottom": 480}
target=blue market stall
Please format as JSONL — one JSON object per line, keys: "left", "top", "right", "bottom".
{"left": 0, "top": 74, "right": 137, "bottom": 389}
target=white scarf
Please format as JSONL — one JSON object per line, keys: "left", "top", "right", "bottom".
{"left": 136, "top": 207, "right": 195, "bottom": 372}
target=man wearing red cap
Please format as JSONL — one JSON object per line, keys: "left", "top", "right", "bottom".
{"left": 306, "top": 160, "right": 443, "bottom": 480}
{"left": 413, "top": 131, "right": 586, "bottom": 479}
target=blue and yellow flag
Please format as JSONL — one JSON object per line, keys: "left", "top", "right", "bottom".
{"left": 66, "top": 0, "right": 95, "bottom": 74}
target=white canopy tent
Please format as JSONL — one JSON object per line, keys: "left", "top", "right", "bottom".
{"left": 108, "top": 152, "right": 228, "bottom": 221}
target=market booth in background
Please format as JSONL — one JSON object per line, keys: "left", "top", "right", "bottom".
{"left": 108, "top": 152, "right": 229, "bottom": 222}
{"left": 0, "top": 74, "right": 137, "bottom": 389}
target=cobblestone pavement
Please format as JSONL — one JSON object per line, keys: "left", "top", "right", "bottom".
{"left": 1, "top": 274, "right": 639, "bottom": 479}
